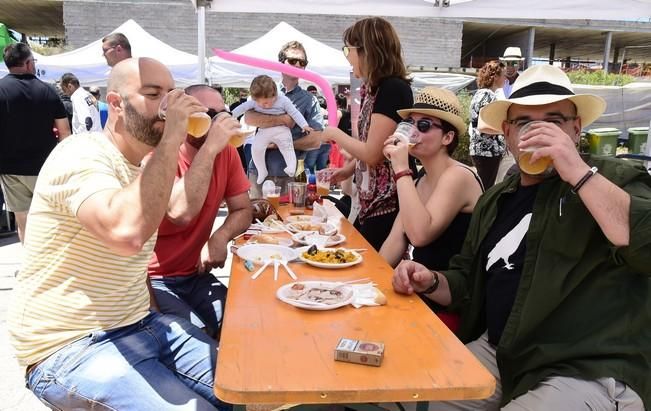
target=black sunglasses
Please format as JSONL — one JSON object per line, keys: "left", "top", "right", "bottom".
{"left": 206, "top": 108, "right": 230, "bottom": 119}
{"left": 407, "top": 118, "right": 444, "bottom": 133}
{"left": 284, "top": 57, "right": 307, "bottom": 67}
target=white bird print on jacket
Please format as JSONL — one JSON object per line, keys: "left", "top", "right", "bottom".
{"left": 486, "top": 213, "right": 532, "bottom": 271}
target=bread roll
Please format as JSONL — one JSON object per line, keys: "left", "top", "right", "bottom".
{"left": 373, "top": 288, "right": 387, "bottom": 305}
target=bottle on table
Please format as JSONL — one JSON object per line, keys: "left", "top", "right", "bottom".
{"left": 306, "top": 174, "right": 319, "bottom": 209}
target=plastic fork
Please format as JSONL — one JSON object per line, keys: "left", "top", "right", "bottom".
{"left": 251, "top": 259, "right": 272, "bottom": 280}
{"left": 273, "top": 259, "right": 279, "bottom": 281}
{"left": 280, "top": 260, "right": 298, "bottom": 280}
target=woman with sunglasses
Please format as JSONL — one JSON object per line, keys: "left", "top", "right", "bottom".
{"left": 381, "top": 87, "right": 484, "bottom": 332}
{"left": 320, "top": 17, "right": 413, "bottom": 251}
{"left": 468, "top": 60, "right": 507, "bottom": 189}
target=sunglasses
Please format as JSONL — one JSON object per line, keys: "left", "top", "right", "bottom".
{"left": 284, "top": 57, "right": 307, "bottom": 67}
{"left": 206, "top": 108, "right": 230, "bottom": 119}
{"left": 505, "top": 61, "right": 519, "bottom": 67}
{"left": 506, "top": 115, "right": 577, "bottom": 129}
{"left": 407, "top": 118, "right": 444, "bottom": 133}
{"left": 342, "top": 45, "right": 361, "bottom": 57}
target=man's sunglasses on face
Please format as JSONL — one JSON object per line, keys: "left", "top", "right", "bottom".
{"left": 284, "top": 57, "right": 307, "bottom": 68}
{"left": 207, "top": 109, "right": 230, "bottom": 119}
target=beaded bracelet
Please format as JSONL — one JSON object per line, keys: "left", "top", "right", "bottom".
{"left": 571, "top": 166, "right": 598, "bottom": 194}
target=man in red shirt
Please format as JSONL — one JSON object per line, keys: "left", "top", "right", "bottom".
{"left": 148, "top": 84, "right": 252, "bottom": 338}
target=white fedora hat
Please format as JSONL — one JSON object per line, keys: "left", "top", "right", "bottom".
{"left": 479, "top": 64, "right": 606, "bottom": 132}
{"left": 499, "top": 47, "right": 524, "bottom": 61}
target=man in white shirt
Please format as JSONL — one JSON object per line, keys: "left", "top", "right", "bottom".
{"left": 60, "top": 72, "right": 102, "bottom": 134}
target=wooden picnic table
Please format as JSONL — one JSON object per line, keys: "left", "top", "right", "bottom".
{"left": 215, "top": 205, "right": 495, "bottom": 408}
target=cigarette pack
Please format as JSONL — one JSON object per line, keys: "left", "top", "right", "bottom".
{"left": 334, "top": 338, "right": 384, "bottom": 367}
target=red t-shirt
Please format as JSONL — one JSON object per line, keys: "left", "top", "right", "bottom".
{"left": 148, "top": 145, "right": 250, "bottom": 277}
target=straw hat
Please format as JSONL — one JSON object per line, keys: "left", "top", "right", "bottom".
{"left": 397, "top": 87, "right": 467, "bottom": 136}
{"left": 500, "top": 47, "right": 524, "bottom": 61}
{"left": 479, "top": 65, "right": 606, "bottom": 132}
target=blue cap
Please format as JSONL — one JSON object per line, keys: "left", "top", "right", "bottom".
{"left": 308, "top": 174, "right": 316, "bottom": 184}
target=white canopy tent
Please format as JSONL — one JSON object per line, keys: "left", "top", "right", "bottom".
{"left": 207, "top": 22, "right": 351, "bottom": 87}
{"left": 210, "top": 0, "right": 651, "bottom": 21}
{"left": 1, "top": 20, "right": 202, "bottom": 87}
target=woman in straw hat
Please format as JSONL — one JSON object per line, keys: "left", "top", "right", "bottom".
{"left": 469, "top": 60, "right": 508, "bottom": 189}
{"left": 320, "top": 17, "right": 413, "bottom": 251}
{"left": 380, "top": 87, "right": 484, "bottom": 332}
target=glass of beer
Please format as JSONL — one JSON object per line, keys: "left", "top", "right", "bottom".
{"left": 315, "top": 168, "right": 334, "bottom": 197}
{"left": 517, "top": 121, "right": 553, "bottom": 175}
{"left": 264, "top": 185, "right": 281, "bottom": 210}
{"left": 229, "top": 124, "right": 256, "bottom": 148}
{"left": 159, "top": 91, "right": 211, "bottom": 138}
{"left": 393, "top": 121, "right": 422, "bottom": 148}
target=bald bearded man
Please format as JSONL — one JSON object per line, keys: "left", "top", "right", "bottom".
{"left": 8, "top": 58, "right": 233, "bottom": 410}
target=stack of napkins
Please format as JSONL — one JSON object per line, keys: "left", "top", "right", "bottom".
{"left": 313, "top": 200, "right": 345, "bottom": 229}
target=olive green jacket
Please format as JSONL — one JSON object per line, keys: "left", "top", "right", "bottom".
{"left": 444, "top": 156, "right": 651, "bottom": 408}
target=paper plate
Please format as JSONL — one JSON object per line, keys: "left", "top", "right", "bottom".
{"left": 236, "top": 244, "right": 298, "bottom": 265}
{"left": 298, "top": 248, "right": 363, "bottom": 269}
{"left": 245, "top": 235, "right": 293, "bottom": 247}
{"left": 276, "top": 281, "right": 354, "bottom": 310}
{"left": 250, "top": 221, "right": 286, "bottom": 234}
{"left": 286, "top": 222, "right": 337, "bottom": 236}
{"left": 291, "top": 232, "right": 346, "bottom": 247}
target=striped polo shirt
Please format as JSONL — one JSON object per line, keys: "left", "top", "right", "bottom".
{"left": 7, "top": 132, "right": 153, "bottom": 367}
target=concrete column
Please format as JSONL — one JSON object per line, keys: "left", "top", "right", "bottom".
{"left": 549, "top": 43, "right": 556, "bottom": 65}
{"left": 197, "top": 5, "right": 206, "bottom": 83}
{"left": 603, "top": 31, "right": 613, "bottom": 73}
{"left": 527, "top": 27, "right": 535, "bottom": 68}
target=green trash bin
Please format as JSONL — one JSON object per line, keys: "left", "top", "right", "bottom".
{"left": 627, "top": 127, "right": 649, "bottom": 155}
{"left": 587, "top": 128, "right": 621, "bottom": 157}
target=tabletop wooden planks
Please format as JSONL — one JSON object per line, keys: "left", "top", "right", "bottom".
{"left": 215, "top": 207, "right": 495, "bottom": 406}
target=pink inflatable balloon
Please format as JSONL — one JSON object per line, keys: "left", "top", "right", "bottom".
{"left": 212, "top": 48, "right": 338, "bottom": 127}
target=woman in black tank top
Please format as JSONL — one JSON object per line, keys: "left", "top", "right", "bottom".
{"left": 380, "top": 87, "right": 484, "bottom": 332}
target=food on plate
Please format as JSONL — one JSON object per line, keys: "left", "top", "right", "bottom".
{"left": 248, "top": 234, "right": 280, "bottom": 245}
{"left": 293, "top": 232, "right": 344, "bottom": 246}
{"left": 302, "top": 247, "right": 358, "bottom": 264}
{"left": 285, "top": 283, "right": 349, "bottom": 305}
{"left": 250, "top": 199, "right": 280, "bottom": 223}
{"left": 288, "top": 222, "right": 336, "bottom": 235}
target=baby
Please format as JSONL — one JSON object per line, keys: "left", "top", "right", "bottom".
{"left": 231, "top": 75, "right": 313, "bottom": 184}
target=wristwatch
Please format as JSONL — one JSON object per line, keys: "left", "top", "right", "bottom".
{"left": 421, "top": 270, "right": 440, "bottom": 295}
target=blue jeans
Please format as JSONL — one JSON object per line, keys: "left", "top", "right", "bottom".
{"left": 27, "top": 312, "right": 231, "bottom": 411}
{"left": 304, "top": 143, "right": 331, "bottom": 173}
{"left": 151, "top": 273, "right": 227, "bottom": 339}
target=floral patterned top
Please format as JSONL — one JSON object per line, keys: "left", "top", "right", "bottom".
{"left": 354, "top": 77, "right": 413, "bottom": 223}
{"left": 469, "top": 88, "right": 506, "bottom": 157}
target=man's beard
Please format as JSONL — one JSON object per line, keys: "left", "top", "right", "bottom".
{"left": 123, "top": 99, "right": 163, "bottom": 147}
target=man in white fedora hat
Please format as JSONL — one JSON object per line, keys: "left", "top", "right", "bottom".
{"left": 392, "top": 64, "right": 650, "bottom": 409}
{"left": 498, "top": 46, "right": 525, "bottom": 98}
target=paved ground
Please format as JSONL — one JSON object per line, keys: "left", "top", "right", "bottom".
{"left": 0, "top": 211, "right": 233, "bottom": 410}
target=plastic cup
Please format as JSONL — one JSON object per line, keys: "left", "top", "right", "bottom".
{"left": 517, "top": 121, "right": 553, "bottom": 175}
{"left": 264, "top": 186, "right": 282, "bottom": 210}
{"left": 288, "top": 182, "right": 307, "bottom": 208}
{"left": 315, "top": 168, "right": 335, "bottom": 196}
{"left": 230, "top": 125, "right": 256, "bottom": 147}
{"left": 158, "top": 91, "right": 211, "bottom": 138}
{"left": 393, "top": 121, "right": 421, "bottom": 147}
